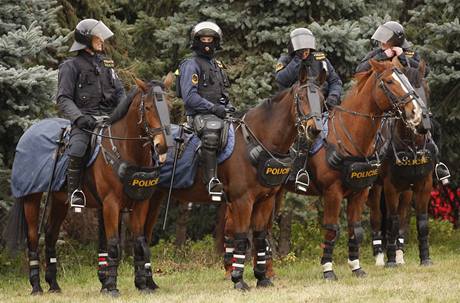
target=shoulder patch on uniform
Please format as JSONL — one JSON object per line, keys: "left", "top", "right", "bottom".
{"left": 215, "top": 60, "right": 226, "bottom": 69}
{"left": 275, "top": 62, "right": 285, "bottom": 72}
{"left": 174, "top": 69, "right": 180, "bottom": 76}
{"left": 313, "top": 52, "right": 326, "bottom": 61}
{"left": 191, "top": 73, "right": 199, "bottom": 85}
{"left": 404, "top": 50, "right": 415, "bottom": 58}
{"left": 103, "top": 59, "right": 114, "bottom": 68}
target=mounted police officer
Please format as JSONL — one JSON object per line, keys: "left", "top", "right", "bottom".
{"left": 56, "top": 19, "right": 126, "bottom": 210}
{"left": 356, "top": 21, "right": 450, "bottom": 183}
{"left": 275, "top": 28, "right": 343, "bottom": 109}
{"left": 176, "top": 21, "right": 232, "bottom": 201}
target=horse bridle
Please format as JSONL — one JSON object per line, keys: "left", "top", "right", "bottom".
{"left": 294, "top": 81, "right": 324, "bottom": 136}
{"left": 138, "top": 88, "right": 168, "bottom": 145}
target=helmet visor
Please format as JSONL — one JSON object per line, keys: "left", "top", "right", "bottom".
{"left": 290, "top": 32, "right": 315, "bottom": 51}
{"left": 371, "top": 25, "right": 394, "bottom": 44}
{"left": 90, "top": 21, "right": 114, "bottom": 41}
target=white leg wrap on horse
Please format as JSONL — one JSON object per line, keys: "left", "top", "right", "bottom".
{"left": 396, "top": 249, "right": 405, "bottom": 264}
{"left": 375, "top": 253, "right": 385, "bottom": 267}
{"left": 322, "top": 262, "right": 333, "bottom": 272}
{"left": 225, "top": 247, "right": 234, "bottom": 253}
{"left": 348, "top": 259, "right": 361, "bottom": 271}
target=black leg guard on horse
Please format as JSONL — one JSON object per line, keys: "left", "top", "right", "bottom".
{"left": 231, "top": 233, "right": 250, "bottom": 290}
{"left": 28, "top": 250, "right": 43, "bottom": 294}
{"left": 45, "top": 247, "right": 61, "bottom": 292}
{"left": 101, "top": 238, "right": 120, "bottom": 296}
{"left": 348, "top": 222, "right": 366, "bottom": 277}
{"left": 97, "top": 209, "right": 108, "bottom": 286}
{"left": 385, "top": 215, "right": 399, "bottom": 267}
{"left": 371, "top": 231, "right": 384, "bottom": 256}
{"left": 134, "top": 236, "right": 157, "bottom": 292}
{"left": 253, "top": 231, "right": 273, "bottom": 288}
{"left": 223, "top": 236, "right": 234, "bottom": 271}
{"left": 416, "top": 214, "right": 432, "bottom": 265}
{"left": 321, "top": 224, "right": 340, "bottom": 281}
{"left": 396, "top": 233, "right": 405, "bottom": 252}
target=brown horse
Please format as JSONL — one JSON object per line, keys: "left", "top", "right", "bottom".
{"left": 143, "top": 63, "right": 325, "bottom": 290}
{"left": 223, "top": 58, "right": 427, "bottom": 280}
{"left": 367, "top": 60, "right": 434, "bottom": 267}
{"left": 6, "top": 78, "right": 170, "bottom": 296}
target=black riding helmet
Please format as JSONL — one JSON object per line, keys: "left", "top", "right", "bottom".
{"left": 190, "top": 21, "right": 223, "bottom": 51}
{"left": 371, "top": 21, "right": 410, "bottom": 48}
{"left": 69, "top": 19, "right": 114, "bottom": 52}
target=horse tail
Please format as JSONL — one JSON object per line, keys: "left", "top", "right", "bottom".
{"left": 2, "top": 198, "right": 27, "bottom": 252}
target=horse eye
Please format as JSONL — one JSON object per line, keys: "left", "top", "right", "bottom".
{"left": 386, "top": 79, "right": 394, "bottom": 84}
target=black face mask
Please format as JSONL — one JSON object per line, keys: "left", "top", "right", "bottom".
{"left": 194, "top": 40, "right": 219, "bottom": 58}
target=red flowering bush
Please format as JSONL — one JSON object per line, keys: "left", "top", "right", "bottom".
{"left": 429, "top": 184, "right": 460, "bottom": 227}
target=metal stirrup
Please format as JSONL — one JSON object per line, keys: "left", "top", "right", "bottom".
{"left": 435, "top": 162, "right": 451, "bottom": 185}
{"left": 295, "top": 169, "right": 310, "bottom": 193}
{"left": 70, "top": 189, "right": 87, "bottom": 213}
{"left": 208, "top": 177, "right": 223, "bottom": 202}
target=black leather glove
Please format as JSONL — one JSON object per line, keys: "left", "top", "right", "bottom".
{"left": 75, "top": 115, "right": 96, "bottom": 130}
{"left": 325, "top": 95, "right": 339, "bottom": 109}
{"left": 211, "top": 105, "right": 227, "bottom": 119}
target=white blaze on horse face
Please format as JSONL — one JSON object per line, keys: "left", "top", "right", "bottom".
{"left": 391, "top": 72, "right": 422, "bottom": 127}
{"left": 153, "top": 136, "right": 167, "bottom": 164}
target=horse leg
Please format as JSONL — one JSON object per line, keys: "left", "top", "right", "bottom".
{"left": 100, "top": 197, "right": 121, "bottom": 297}
{"left": 227, "top": 197, "right": 253, "bottom": 291}
{"left": 383, "top": 180, "right": 400, "bottom": 268}
{"left": 321, "top": 187, "right": 342, "bottom": 281}
{"left": 346, "top": 191, "right": 367, "bottom": 278}
{"left": 414, "top": 175, "right": 433, "bottom": 266}
{"left": 144, "top": 193, "right": 165, "bottom": 290}
{"left": 96, "top": 208, "right": 108, "bottom": 288}
{"left": 251, "top": 195, "right": 276, "bottom": 288}
{"left": 395, "top": 190, "right": 412, "bottom": 265}
{"left": 367, "top": 185, "right": 385, "bottom": 266}
{"left": 130, "top": 200, "right": 157, "bottom": 293}
{"left": 222, "top": 206, "right": 235, "bottom": 280}
{"left": 44, "top": 193, "right": 67, "bottom": 293}
{"left": 23, "top": 194, "right": 44, "bottom": 295}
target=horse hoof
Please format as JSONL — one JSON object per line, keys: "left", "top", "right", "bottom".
{"left": 48, "top": 287, "right": 62, "bottom": 293}
{"left": 101, "top": 288, "right": 120, "bottom": 297}
{"left": 420, "top": 259, "right": 433, "bottom": 266}
{"left": 352, "top": 268, "right": 367, "bottom": 278}
{"left": 31, "top": 288, "right": 43, "bottom": 296}
{"left": 385, "top": 261, "right": 397, "bottom": 268}
{"left": 375, "top": 253, "right": 385, "bottom": 267}
{"left": 139, "top": 288, "right": 156, "bottom": 294}
{"left": 323, "top": 271, "right": 338, "bottom": 281}
{"left": 256, "top": 278, "right": 274, "bottom": 288}
{"left": 234, "top": 281, "right": 250, "bottom": 291}
{"left": 146, "top": 278, "right": 159, "bottom": 290}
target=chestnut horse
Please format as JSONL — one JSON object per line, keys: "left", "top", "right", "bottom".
{"left": 143, "top": 63, "right": 325, "bottom": 290}
{"left": 223, "top": 58, "right": 426, "bottom": 280}
{"left": 367, "top": 60, "right": 434, "bottom": 267}
{"left": 6, "top": 78, "right": 170, "bottom": 296}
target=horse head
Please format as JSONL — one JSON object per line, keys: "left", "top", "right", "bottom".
{"left": 133, "top": 78, "right": 171, "bottom": 163}
{"left": 369, "top": 59, "right": 424, "bottom": 133}
{"left": 293, "top": 62, "right": 326, "bottom": 141}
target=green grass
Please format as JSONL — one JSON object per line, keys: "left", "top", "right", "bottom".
{"left": 1, "top": 224, "right": 460, "bottom": 303}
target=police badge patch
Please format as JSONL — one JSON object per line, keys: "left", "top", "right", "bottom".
{"left": 275, "top": 63, "right": 285, "bottom": 72}
{"left": 191, "top": 73, "right": 199, "bottom": 85}
{"left": 103, "top": 59, "right": 115, "bottom": 68}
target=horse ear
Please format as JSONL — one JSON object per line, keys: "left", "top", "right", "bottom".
{"left": 134, "top": 78, "right": 148, "bottom": 93}
{"left": 318, "top": 68, "right": 327, "bottom": 86}
{"left": 299, "top": 63, "right": 308, "bottom": 84}
{"left": 418, "top": 59, "right": 426, "bottom": 78}
{"left": 391, "top": 56, "right": 404, "bottom": 69}
{"left": 369, "top": 59, "right": 386, "bottom": 73}
{"left": 163, "top": 72, "right": 175, "bottom": 92}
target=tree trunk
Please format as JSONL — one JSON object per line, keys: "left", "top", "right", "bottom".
{"left": 175, "top": 201, "right": 191, "bottom": 247}
{"left": 277, "top": 209, "right": 293, "bottom": 257}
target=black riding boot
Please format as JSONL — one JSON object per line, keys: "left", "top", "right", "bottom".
{"left": 201, "top": 147, "right": 223, "bottom": 201}
{"left": 67, "top": 156, "right": 86, "bottom": 212}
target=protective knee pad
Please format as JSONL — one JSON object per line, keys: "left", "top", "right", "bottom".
{"left": 386, "top": 215, "right": 400, "bottom": 244}
{"left": 202, "top": 131, "right": 220, "bottom": 150}
{"left": 107, "top": 238, "right": 120, "bottom": 262}
{"left": 416, "top": 214, "right": 429, "bottom": 239}
{"left": 69, "top": 133, "right": 91, "bottom": 157}
{"left": 348, "top": 222, "right": 363, "bottom": 261}
{"left": 45, "top": 247, "right": 57, "bottom": 282}
{"left": 28, "top": 251, "right": 40, "bottom": 282}
{"left": 223, "top": 236, "right": 234, "bottom": 266}
{"left": 321, "top": 224, "right": 340, "bottom": 265}
{"left": 134, "top": 237, "right": 150, "bottom": 260}
{"left": 350, "top": 222, "right": 364, "bottom": 244}
{"left": 371, "top": 231, "right": 384, "bottom": 256}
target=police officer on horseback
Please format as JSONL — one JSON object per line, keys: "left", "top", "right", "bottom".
{"left": 176, "top": 21, "right": 232, "bottom": 200}
{"left": 356, "top": 20, "right": 450, "bottom": 183}
{"left": 56, "top": 19, "right": 126, "bottom": 210}
{"left": 275, "top": 28, "right": 343, "bottom": 109}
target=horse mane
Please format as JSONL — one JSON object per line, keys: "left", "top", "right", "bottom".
{"left": 108, "top": 87, "right": 138, "bottom": 124}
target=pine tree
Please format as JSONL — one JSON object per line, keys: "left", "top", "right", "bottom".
{"left": 0, "top": 0, "right": 66, "bottom": 167}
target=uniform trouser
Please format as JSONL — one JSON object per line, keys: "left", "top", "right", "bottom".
{"left": 191, "top": 114, "right": 224, "bottom": 184}
{"left": 69, "top": 127, "right": 92, "bottom": 158}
